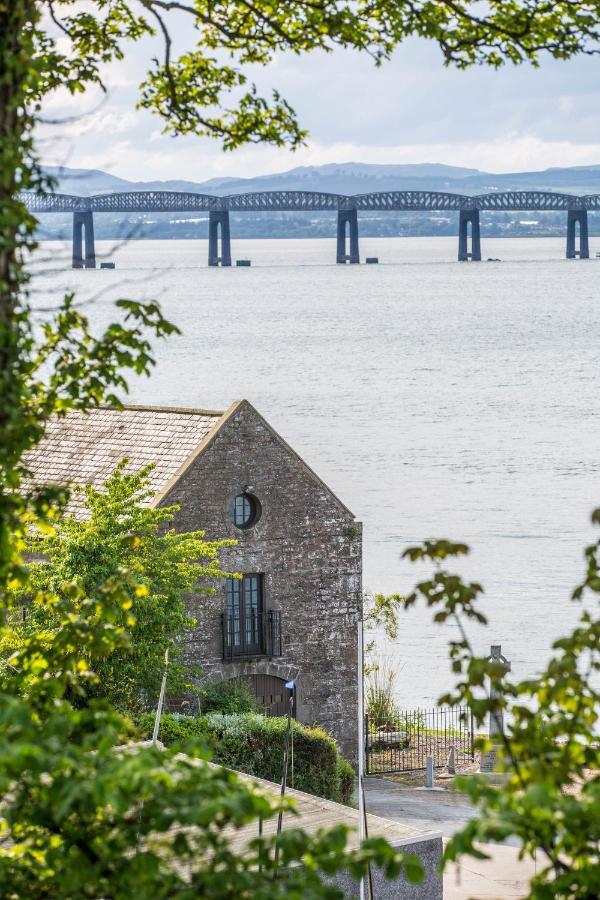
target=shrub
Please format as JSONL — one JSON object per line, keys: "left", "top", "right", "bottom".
{"left": 336, "top": 756, "right": 356, "bottom": 806}
{"left": 200, "top": 676, "right": 257, "bottom": 715}
{"left": 139, "top": 712, "right": 354, "bottom": 804}
{"left": 136, "top": 712, "right": 211, "bottom": 748}
{"left": 365, "top": 661, "right": 398, "bottom": 727}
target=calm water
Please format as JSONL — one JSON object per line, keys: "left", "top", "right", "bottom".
{"left": 32, "top": 237, "right": 600, "bottom": 707}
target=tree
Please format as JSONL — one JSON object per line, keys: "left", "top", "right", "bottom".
{"left": 5, "top": 462, "right": 234, "bottom": 712}
{"left": 3, "top": 0, "right": 600, "bottom": 895}
{"left": 25, "top": 2, "right": 600, "bottom": 151}
{"left": 392, "top": 524, "right": 599, "bottom": 899}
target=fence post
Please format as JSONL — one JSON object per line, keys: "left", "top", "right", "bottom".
{"left": 447, "top": 746, "right": 456, "bottom": 775}
{"left": 425, "top": 755, "right": 434, "bottom": 788}
{"left": 364, "top": 714, "right": 369, "bottom": 774}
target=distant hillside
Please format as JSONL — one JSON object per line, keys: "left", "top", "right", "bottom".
{"left": 43, "top": 166, "right": 220, "bottom": 197}
{"left": 44, "top": 161, "right": 600, "bottom": 197}
{"left": 37, "top": 162, "right": 600, "bottom": 240}
{"left": 45, "top": 161, "right": 485, "bottom": 196}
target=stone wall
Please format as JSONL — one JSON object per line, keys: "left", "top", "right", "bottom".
{"left": 161, "top": 401, "right": 362, "bottom": 760}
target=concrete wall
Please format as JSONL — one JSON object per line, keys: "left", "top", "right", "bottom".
{"left": 331, "top": 835, "right": 444, "bottom": 899}
{"left": 160, "top": 401, "right": 362, "bottom": 759}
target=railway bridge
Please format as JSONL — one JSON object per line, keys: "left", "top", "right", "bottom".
{"left": 20, "top": 188, "right": 597, "bottom": 268}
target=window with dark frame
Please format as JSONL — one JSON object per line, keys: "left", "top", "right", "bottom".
{"left": 226, "top": 573, "right": 264, "bottom": 656}
{"left": 229, "top": 492, "right": 259, "bottom": 529}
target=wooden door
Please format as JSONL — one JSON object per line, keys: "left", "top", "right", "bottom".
{"left": 248, "top": 674, "right": 293, "bottom": 717}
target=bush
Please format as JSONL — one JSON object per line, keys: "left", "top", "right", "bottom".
{"left": 139, "top": 712, "right": 354, "bottom": 804}
{"left": 206, "top": 713, "right": 355, "bottom": 804}
{"left": 336, "top": 756, "right": 355, "bottom": 806}
{"left": 200, "top": 676, "right": 257, "bottom": 715}
{"left": 136, "top": 712, "right": 211, "bottom": 747}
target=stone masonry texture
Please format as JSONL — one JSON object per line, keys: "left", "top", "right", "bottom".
{"left": 24, "top": 401, "right": 362, "bottom": 761}
{"left": 161, "top": 401, "right": 361, "bottom": 760}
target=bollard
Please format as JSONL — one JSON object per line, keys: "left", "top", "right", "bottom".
{"left": 425, "top": 755, "right": 434, "bottom": 788}
{"left": 447, "top": 746, "right": 456, "bottom": 775}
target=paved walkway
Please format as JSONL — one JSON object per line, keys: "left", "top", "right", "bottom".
{"left": 364, "top": 777, "right": 478, "bottom": 839}
{"left": 444, "top": 844, "right": 537, "bottom": 899}
{"left": 364, "top": 778, "right": 537, "bottom": 899}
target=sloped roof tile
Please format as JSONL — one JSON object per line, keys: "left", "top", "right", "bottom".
{"left": 22, "top": 406, "right": 224, "bottom": 516}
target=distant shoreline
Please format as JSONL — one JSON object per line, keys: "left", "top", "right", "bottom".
{"left": 36, "top": 233, "right": 595, "bottom": 241}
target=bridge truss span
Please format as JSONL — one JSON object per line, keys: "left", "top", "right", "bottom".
{"left": 20, "top": 187, "right": 600, "bottom": 214}
{"left": 223, "top": 190, "right": 343, "bottom": 211}
{"left": 354, "top": 190, "right": 470, "bottom": 211}
{"left": 474, "top": 191, "right": 580, "bottom": 211}
{"left": 18, "top": 191, "right": 89, "bottom": 213}
{"left": 90, "top": 191, "right": 215, "bottom": 213}
{"left": 583, "top": 194, "right": 600, "bottom": 210}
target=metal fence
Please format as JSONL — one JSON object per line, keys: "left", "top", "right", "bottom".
{"left": 365, "top": 707, "right": 474, "bottom": 774}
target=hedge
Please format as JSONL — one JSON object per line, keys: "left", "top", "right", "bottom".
{"left": 137, "top": 712, "right": 354, "bottom": 805}
{"left": 137, "top": 711, "right": 209, "bottom": 747}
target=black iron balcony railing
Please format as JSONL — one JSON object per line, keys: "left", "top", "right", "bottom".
{"left": 221, "top": 610, "right": 283, "bottom": 660}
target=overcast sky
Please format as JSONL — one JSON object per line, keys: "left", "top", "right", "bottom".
{"left": 40, "top": 26, "right": 600, "bottom": 181}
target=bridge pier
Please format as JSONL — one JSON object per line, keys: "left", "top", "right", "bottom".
{"left": 566, "top": 210, "right": 589, "bottom": 259}
{"left": 208, "top": 210, "right": 231, "bottom": 266}
{"left": 458, "top": 209, "right": 481, "bottom": 261}
{"left": 336, "top": 209, "right": 360, "bottom": 263}
{"left": 72, "top": 210, "right": 96, "bottom": 269}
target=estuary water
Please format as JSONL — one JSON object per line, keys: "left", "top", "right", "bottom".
{"left": 31, "top": 237, "right": 600, "bottom": 708}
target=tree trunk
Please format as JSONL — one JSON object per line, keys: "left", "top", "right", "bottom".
{"left": 0, "top": 0, "right": 39, "bottom": 586}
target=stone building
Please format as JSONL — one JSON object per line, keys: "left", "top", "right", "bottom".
{"left": 24, "top": 401, "right": 362, "bottom": 758}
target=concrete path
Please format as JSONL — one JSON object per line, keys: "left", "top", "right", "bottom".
{"left": 364, "top": 778, "right": 537, "bottom": 899}
{"left": 364, "top": 777, "right": 478, "bottom": 839}
{"left": 444, "top": 844, "right": 537, "bottom": 899}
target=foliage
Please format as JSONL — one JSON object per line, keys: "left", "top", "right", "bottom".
{"left": 0, "top": 711, "right": 409, "bottom": 898}
{"left": 3, "top": 0, "right": 599, "bottom": 894}
{"left": 140, "top": 712, "right": 355, "bottom": 805}
{"left": 200, "top": 675, "right": 258, "bottom": 715}
{"left": 138, "top": 710, "right": 211, "bottom": 747}
{"left": 27, "top": 2, "right": 600, "bottom": 155}
{"left": 4, "top": 462, "right": 233, "bottom": 712}
{"left": 365, "top": 660, "right": 399, "bottom": 728}
{"left": 0, "top": 0, "right": 429, "bottom": 890}
{"left": 364, "top": 592, "right": 405, "bottom": 642}
{"left": 337, "top": 756, "right": 356, "bottom": 806}
{"left": 206, "top": 713, "right": 356, "bottom": 805}
{"left": 363, "top": 591, "right": 405, "bottom": 674}
{"left": 389, "top": 518, "right": 600, "bottom": 899}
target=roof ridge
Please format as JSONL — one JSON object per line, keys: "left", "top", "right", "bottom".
{"left": 104, "top": 404, "right": 225, "bottom": 417}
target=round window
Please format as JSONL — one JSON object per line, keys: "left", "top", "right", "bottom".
{"left": 229, "top": 492, "right": 260, "bottom": 530}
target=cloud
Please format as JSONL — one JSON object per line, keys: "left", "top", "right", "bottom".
{"left": 291, "top": 137, "right": 600, "bottom": 174}
{"left": 58, "top": 133, "right": 600, "bottom": 181}
{"left": 36, "top": 31, "right": 600, "bottom": 180}
{"left": 37, "top": 110, "right": 142, "bottom": 175}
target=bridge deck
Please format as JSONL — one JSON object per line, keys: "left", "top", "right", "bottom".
{"left": 19, "top": 188, "right": 600, "bottom": 214}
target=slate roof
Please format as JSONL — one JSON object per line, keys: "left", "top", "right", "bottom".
{"left": 22, "top": 405, "right": 225, "bottom": 516}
